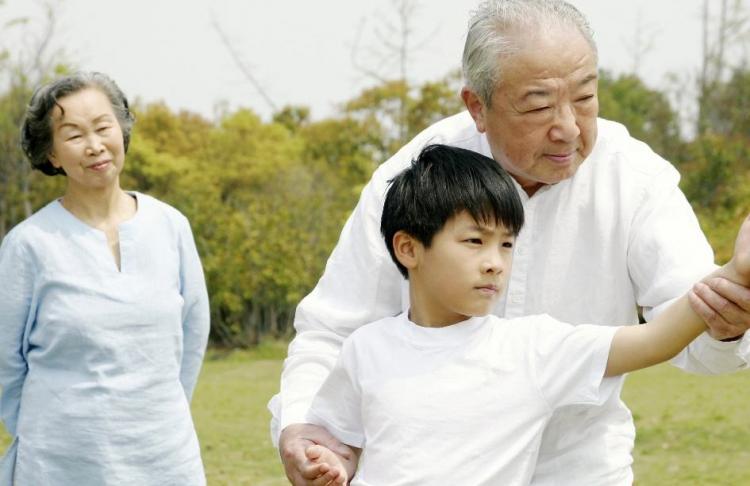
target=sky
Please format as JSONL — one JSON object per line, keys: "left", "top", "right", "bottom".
{"left": 0, "top": 0, "right": 730, "bottom": 122}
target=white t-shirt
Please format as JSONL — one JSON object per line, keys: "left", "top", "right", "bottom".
{"left": 271, "top": 113, "right": 750, "bottom": 484}
{"left": 307, "top": 313, "right": 619, "bottom": 486}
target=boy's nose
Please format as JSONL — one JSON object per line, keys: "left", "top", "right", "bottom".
{"left": 481, "top": 252, "right": 504, "bottom": 274}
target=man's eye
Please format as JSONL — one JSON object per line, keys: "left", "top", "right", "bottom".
{"left": 577, "top": 95, "right": 595, "bottom": 103}
{"left": 528, "top": 106, "right": 550, "bottom": 113}
{"left": 97, "top": 126, "right": 111, "bottom": 132}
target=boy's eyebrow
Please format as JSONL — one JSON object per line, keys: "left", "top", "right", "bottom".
{"left": 468, "top": 224, "right": 514, "bottom": 236}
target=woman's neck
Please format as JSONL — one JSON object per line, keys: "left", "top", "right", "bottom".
{"left": 60, "top": 184, "right": 136, "bottom": 230}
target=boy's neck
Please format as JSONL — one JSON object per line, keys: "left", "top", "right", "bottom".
{"left": 407, "top": 308, "right": 473, "bottom": 328}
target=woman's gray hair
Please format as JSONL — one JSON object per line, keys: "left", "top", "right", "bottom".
{"left": 462, "top": 0, "right": 597, "bottom": 107}
{"left": 20, "top": 71, "right": 135, "bottom": 176}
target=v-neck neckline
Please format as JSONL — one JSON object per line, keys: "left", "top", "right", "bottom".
{"left": 53, "top": 192, "right": 142, "bottom": 273}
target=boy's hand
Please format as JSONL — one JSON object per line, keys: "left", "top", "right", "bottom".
{"left": 279, "top": 424, "right": 355, "bottom": 485}
{"left": 305, "top": 444, "right": 351, "bottom": 485}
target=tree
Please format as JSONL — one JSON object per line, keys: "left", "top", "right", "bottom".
{"left": 0, "top": 0, "right": 68, "bottom": 239}
{"left": 595, "top": 71, "right": 683, "bottom": 161}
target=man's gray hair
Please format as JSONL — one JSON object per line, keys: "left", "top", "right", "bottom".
{"left": 20, "top": 71, "right": 135, "bottom": 176}
{"left": 462, "top": 0, "right": 597, "bottom": 107}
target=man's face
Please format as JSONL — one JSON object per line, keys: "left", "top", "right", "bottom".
{"left": 463, "top": 26, "right": 599, "bottom": 196}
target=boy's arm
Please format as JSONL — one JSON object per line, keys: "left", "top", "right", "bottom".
{"left": 607, "top": 214, "right": 750, "bottom": 377}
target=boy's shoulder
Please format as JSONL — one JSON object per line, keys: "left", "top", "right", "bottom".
{"left": 348, "top": 313, "right": 404, "bottom": 342}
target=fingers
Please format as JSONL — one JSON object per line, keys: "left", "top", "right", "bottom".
{"left": 707, "top": 277, "right": 750, "bottom": 313}
{"left": 279, "top": 425, "right": 353, "bottom": 485}
{"left": 305, "top": 426, "right": 352, "bottom": 458}
{"left": 690, "top": 280, "right": 749, "bottom": 340}
{"left": 304, "top": 445, "right": 348, "bottom": 485}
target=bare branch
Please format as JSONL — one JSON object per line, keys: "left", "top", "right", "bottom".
{"left": 211, "top": 16, "right": 278, "bottom": 114}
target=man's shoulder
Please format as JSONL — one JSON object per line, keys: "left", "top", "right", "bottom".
{"left": 372, "top": 111, "right": 485, "bottom": 180}
{"left": 593, "top": 118, "right": 677, "bottom": 178}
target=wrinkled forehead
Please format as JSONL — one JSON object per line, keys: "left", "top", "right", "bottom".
{"left": 501, "top": 20, "right": 597, "bottom": 63}
{"left": 495, "top": 26, "right": 598, "bottom": 90}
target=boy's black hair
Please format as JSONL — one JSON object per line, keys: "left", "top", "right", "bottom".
{"left": 380, "top": 144, "right": 525, "bottom": 278}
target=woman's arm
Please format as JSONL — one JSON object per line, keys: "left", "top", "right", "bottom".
{"left": 0, "top": 233, "right": 35, "bottom": 436}
{"left": 176, "top": 216, "right": 210, "bottom": 401}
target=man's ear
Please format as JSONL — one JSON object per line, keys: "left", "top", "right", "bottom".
{"left": 393, "top": 230, "right": 421, "bottom": 272}
{"left": 461, "top": 86, "right": 487, "bottom": 133}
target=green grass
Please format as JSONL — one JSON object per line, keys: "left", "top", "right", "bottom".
{"left": 1, "top": 347, "right": 747, "bottom": 485}
{"left": 623, "top": 363, "right": 750, "bottom": 485}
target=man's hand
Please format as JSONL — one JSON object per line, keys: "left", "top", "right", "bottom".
{"left": 279, "top": 423, "right": 356, "bottom": 485}
{"left": 689, "top": 214, "right": 750, "bottom": 341}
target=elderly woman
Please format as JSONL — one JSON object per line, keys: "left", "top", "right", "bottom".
{"left": 0, "top": 72, "right": 210, "bottom": 485}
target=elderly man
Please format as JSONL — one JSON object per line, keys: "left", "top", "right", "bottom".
{"left": 269, "top": 1, "right": 750, "bottom": 484}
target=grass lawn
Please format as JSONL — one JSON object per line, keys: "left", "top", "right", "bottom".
{"left": 0, "top": 343, "right": 747, "bottom": 485}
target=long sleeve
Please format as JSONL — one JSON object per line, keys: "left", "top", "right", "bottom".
{"left": 0, "top": 232, "right": 35, "bottom": 437}
{"left": 176, "top": 216, "right": 210, "bottom": 401}
{"left": 628, "top": 162, "right": 748, "bottom": 374}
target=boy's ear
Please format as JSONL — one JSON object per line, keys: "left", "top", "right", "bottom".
{"left": 393, "top": 230, "right": 421, "bottom": 271}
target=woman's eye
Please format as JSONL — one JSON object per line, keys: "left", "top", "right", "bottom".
{"left": 97, "top": 126, "right": 111, "bottom": 132}
{"left": 67, "top": 134, "right": 81, "bottom": 141}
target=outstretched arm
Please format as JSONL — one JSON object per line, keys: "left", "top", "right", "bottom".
{"left": 607, "top": 214, "right": 750, "bottom": 377}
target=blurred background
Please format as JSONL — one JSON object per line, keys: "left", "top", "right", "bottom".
{"left": 0, "top": 1, "right": 748, "bottom": 484}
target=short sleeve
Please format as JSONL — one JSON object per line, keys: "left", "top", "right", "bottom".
{"left": 305, "top": 339, "right": 365, "bottom": 448}
{"left": 531, "top": 317, "right": 620, "bottom": 409}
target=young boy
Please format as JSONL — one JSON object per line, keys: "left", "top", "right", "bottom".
{"left": 302, "top": 144, "right": 750, "bottom": 485}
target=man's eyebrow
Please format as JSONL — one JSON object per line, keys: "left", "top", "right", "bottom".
{"left": 578, "top": 73, "right": 598, "bottom": 86}
{"left": 522, "top": 88, "right": 550, "bottom": 101}
{"left": 521, "top": 73, "right": 598, "bottom": 100}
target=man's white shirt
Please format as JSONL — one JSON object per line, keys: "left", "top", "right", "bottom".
{"left": 269, "top": 112, "right": 750, "bottom": 485}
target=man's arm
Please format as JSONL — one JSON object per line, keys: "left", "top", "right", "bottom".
{"left": 608, "top": 214, "right": 750, "bottom": 377}
{"left": 628, "top": 160, "right": 749, "bottom": 374}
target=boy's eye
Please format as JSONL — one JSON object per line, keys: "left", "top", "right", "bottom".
{"left": 502, "top": 241, "right": 514, "bottom": 248}
{"left": 465, "top": 238, "right": 482, "bottom": 245}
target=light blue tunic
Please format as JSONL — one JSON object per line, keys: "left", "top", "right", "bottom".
{"left": 0, "top": 192, "right": 210, "bottom": 485}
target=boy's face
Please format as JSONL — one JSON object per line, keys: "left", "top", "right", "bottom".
{"left": 407, "top": 211, "right": 515, "bottom": 327}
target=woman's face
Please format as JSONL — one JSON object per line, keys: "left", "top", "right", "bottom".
{"left": 48, "top": 88, "right": 125, "bottom": 192}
